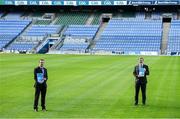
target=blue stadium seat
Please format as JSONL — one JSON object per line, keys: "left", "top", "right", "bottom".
{"left": 0, "top": 20, "right": 31, "bottom": 49}
{"left": 167, "top": 20, "right": 180, "bottom": 53}
{"left": 60, "top": 25, "right": 99, "bottom": 51}
{"left": 93, "top": 19, "right": 162, "bottom": 53}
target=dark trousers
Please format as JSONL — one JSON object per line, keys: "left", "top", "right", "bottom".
{"left": 34, "top": 84, "right": 47, "bottom": 109}
{"left": 135, "top": 80, "right": 146, "bottom": 104}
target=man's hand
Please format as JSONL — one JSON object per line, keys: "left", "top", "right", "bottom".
{"left": 138, "top": 75, "right": 144, "bottom": 77}
{"left": 136, "top": 78, "right": 139, "bottom": 82}
{"left": 43, "top": 78, "right": 46, "bottom": 80}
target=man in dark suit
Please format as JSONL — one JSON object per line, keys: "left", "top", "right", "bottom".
{"left": 33, "top": 59, "right": 48, "bottom": 112}
{"left": 133, "top": 57, "right": 149, "bottom": 105}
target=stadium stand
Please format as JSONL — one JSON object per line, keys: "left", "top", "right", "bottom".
{"left": 93, "top": 19, "right": 162, "bottom": 54}
{"left": 7, "top": 25, "right": 61, "bottom": 51}
{"left": 0, "top": 35, "right": 15, "bottom": 50}
{"left": 0, "top": 12, "right": 4, "bottom": 18}
{"left": 4, "top": 12, "right": 23, "bottom": 20}
{"left": 0, "top": 20, "right": 31, "bottom": 50}
{"left": 167, "top": 20, "right": 180, "bottom": 53}
{"left": 152, "top": 12, "right": 162, "bottom": 20}
{"left": 31, "top": 13, "right": 44, "bottom": 17}
{"left": 34, "top": 20, "right": 51, "bottom": 25}
{"left": 121, "top": 12, "right": 136, "bottom": 18}
{"left": 23, "top": 25, "right": 61, "bottom": 36}
{"left": 0, "top": 6, "right": 179, "bottom": 55}
{"left": 55, "top": 12, "right": 90, "bottom": 25}
{"left": 59, "top": 25, "right": 99, "bottom": 52}
{"left": 64, "top": 25, "right": 99, "bottom": 39}
{"left": 6, "top": 42, "right": 38, "bottom": 51}
{"left": 136, "top": 12, "right": 145, "bottom": 19}
{"left": 91, "top": 13, "right": 101, "bottom": 25}
{"left": 152, "top": 12, "right": 178, "bottom": 20}
{"left": 172, "top": 12, "right": 178, "bottom": 20}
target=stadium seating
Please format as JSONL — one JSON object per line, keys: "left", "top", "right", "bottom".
{"left": 64, "top": 25, "right": 99, "bottom": 39}
{"left": 152, "top": 12, "right": 162, "bottom": 20}
{"left": 7, "top": 42, "right": 38, "bottom": 51}
{"left": 60, "top": 25, "right": 99, "bottom": 51}
{"left": 0, "top": 20, "right": 31, "bottom": 50}
{"left": 55, "top": 12, "right": 90, "bottom": 25}
{"left": 136, "top": 12, "right": 145, "bottom": 19}
{"left": 0, "top": 11, "right": 179, "bottom": 54}
{"left": 167, "top": 20, "right": 180, "bottom": 53}
{"left": 0, "top": 35, "right": 15, "bottom": 49}
{"left": 91, "top": 13, "right": 101, "bottom": 25}
{"left": 0, "top": 12, "right": 4, "bottom": 18}
{"left": 93, "top": 19, "right": 162, "bottom": 53}
{"left": 4, "top": 12, "right": 23, "bottom": 19}
{"left": 24, "top": 25, "right": 62, "bottom": 36}
{"left": 7, "top": 25, "right": 62, "bottom": 51}
{"left": 172, "top": 12, "right": 178, "bottom": 20}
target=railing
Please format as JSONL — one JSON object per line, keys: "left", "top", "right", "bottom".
{"left": 32, "top": 36, "right": 48, "bottom": 53}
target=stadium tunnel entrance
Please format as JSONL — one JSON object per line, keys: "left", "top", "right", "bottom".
{"left": 101, "top": 14, "right": 112, "bottom": 23}
{"left": 163, "top": 17, "right": 172, "bottom": 22}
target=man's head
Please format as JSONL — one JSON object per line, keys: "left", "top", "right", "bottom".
{"left": 139, "top": 57, "right": 144, "bottom": 64}
{"left": 39, "top": 59, "right": 45, "bottom": 67}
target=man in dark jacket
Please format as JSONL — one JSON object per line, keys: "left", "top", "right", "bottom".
{"left": 133, "top": 57, "right": 149, "bottom": 105}
{"left": 33, "top": 59, "right": 48, "bottom": 112}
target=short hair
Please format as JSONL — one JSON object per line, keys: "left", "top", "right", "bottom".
{"left": 39, "top": 59, "right": 45, "bottom": 63}
{"left": 139, "top": 57, "right": 144, "bottom": 60}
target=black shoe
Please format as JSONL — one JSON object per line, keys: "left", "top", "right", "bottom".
{"left": 42, "top": 108, "right": 47, "bottom": 112}
{"left": 134, "top": 102, "right": 138, "bottom": 106}
{"left": 34, "top": 108, "right": 38, "bottom": 112}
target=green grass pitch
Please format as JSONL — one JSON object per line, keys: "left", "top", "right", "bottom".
{"left": 0, "top": 54, "right": 180, "bottom": 118}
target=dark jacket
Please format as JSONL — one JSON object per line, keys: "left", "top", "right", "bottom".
{"left": 34, "top": 66, "right": 48, "bottom": 86}
{"left": 133, "top": 64, "right": 149, "bottom": 83}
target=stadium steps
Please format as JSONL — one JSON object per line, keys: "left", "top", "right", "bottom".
{"left": 85, "top": 13, "right": 94, "bottom": 25}
{"left": 34, "top": 36, "right": 49, "bottom": 53}
{"left": 49, "top": 26, "right": 67, "bottom": 50}
{"left": 51, "top": 16, "right": 59, "bottom": 25}
{"left": 52, "top": 37, "right": 65, "bottom": 51}
{"left": 30, "top": 37, "right": 47, "bottom": 53}
{"left": 88, "top": 22, "right": 108, "bottom": 50}
{"left": 161, "top": 22, "right": 171, "bottom": 54}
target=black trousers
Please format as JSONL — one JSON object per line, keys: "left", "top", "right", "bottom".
{"left": 135, "top": 80, "right": 146, "bottom": 104}
{"left": 34, "top": 84, "right": 47, "bottom": 109}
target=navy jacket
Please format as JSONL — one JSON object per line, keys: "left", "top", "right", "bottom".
{"left": 34, "top": 66, "right": 48, "bottom": 86}
{"left": 133, "top": 64, "right": 149, "bottom": 83}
